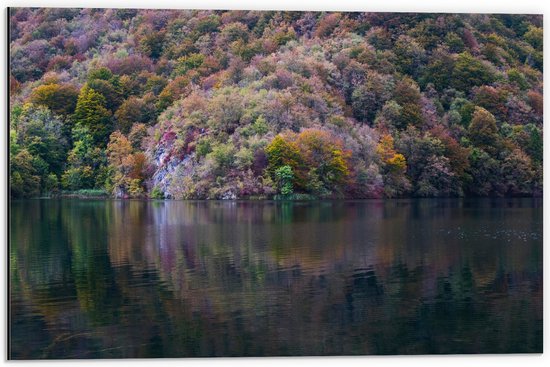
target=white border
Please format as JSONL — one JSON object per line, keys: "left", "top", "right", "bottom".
{"left": 0, "top": 0, "right": 547, "bottom": 13}
{"left": 1, "top": 1, "right": 548, "bottom": 367}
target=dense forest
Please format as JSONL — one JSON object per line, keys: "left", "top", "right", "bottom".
{"left": 9, "top": 8, "right": 543, "bottom": 199}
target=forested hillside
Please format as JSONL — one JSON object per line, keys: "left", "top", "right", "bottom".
{"left": 9, "top": 8, "right": 543, "bottom": 199}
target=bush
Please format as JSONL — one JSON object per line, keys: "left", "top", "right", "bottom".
{"left": 61, "top": 189, "right": 109, "bottom": 198}
{"left": 151, "top": 186, "right": 165, "bottom": 199}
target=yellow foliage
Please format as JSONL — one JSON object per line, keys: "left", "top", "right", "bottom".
{"left": 376, "top": 134, "right": 397, "bottom": 162}
{"left": 387, "top": 153, "right": 406, "bottom": 172}
{"left": 377, "top": 134, "right": 407, "bottom": 173}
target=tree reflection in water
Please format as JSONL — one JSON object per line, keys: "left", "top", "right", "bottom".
{"left": 9, "top": 199, "right": 542, "bottom": 358}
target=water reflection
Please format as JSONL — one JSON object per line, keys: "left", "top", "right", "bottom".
{"left": 10, "top": 199, "right": 542, "bottom": 358}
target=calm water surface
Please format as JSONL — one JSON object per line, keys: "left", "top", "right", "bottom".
{"left": 9, "top": 199, "right": 542, "bottom": 358}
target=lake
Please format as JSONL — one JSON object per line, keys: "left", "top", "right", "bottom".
{"left": 9, "top": 199, "right": 543, "bottom": 358}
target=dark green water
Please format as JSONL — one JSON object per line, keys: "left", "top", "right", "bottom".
{"left": 9, "top": 199, "right": 542, "bottom": 358}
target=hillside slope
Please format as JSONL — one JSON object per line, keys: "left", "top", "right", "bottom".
{"left": 9, "top": 9, "right": 543, "bottom": 198}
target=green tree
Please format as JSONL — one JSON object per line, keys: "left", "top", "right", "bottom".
{"left": 87, "top": 67, "right": 124, "bottom": 111}
{"left": 351, "top": 71, "right": 394, "bottom": 123}
{"left": 524, "top": 25, "right": 543, "bottom": 51}
{"left": 527, "top": 127, "right": 543, "bottom": 163}
{"left": 394, "top": 35, "right": 426, "bottom": 78}
{"left": 421, "top": 48, "right": 455, "bottom": 91}
{"left": 416, "top": 155, "right": 462, "bottom": 197}
{"left": 73, "top": 84, "right": 112, "bottom": 145}
{"left": 44, "top": 173, "right": 59, "bottom": 195}
{"left": 399, "top": 103, "right": 424, "bottom": 129}
{"left": 139, "top": 29, "right": 166, "bottom": 59}
{"left": 451, "top": 52, "right": 496, "bottom": 92}
{"left": 208, "top": 142, "right": 236, "bottom": 173}
{"left": 174, "top": 53, "right": 205, "bottom": 76}
{"left": 10, "top": 104, "right": 69, "bottom": 196}
{"left": 12, "top": 104, "right": 67, "bottom": 177}
{"left": 10, "top": 149, "right": 40, "bottom": 198}
{"left": 274, "top": 165, "right": 294, "bottom": 195}
{"left": 62, "top": 125, "right": 106, "bottom": 190}
{"left": 450, "top": 98, "right": 476, "bottom": 127}
{"left": 393, "top": 78, "right": 424, "bottom": 128}
{"left": 466, "top": 148, "right": 502, "bottom": 196}
{"left": 128, "top": 123, "right": 149, "bottom": 151}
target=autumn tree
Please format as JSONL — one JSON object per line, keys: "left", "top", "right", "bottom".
{"left": 315, "top": 13, "right": 341, "bottom": 38}
{"left": 526, "top": 91, "right": 543, "bottom": 116}
{"left": 30, "top": 83, "right": 79, "bottom": 116}
{"left": 8, "top": 10, "right": 544, "bottom": 200}
{"left": 106, "top": 131, "right": 147, "bottom": 197}
{"left": 157, "top": 76, "right": 190, "bottom": 111}
{"left": 472, "top": 85, "right": 508, "bottom": 122}
{"left": 296, "top": 129, "right": 351, "bottom": 196}
{"left": 468, "top": 107, "right": 499, "bottom": 155}
{"left": 376, "top": 133, "right": 410, "bottom": 197}
{"left": 265, "top": 129, "right": 351, "bottom": 196}
{"left": 397, "top": 127, "right": 463, "bottom": 197}
{"left": 115, "top": 93, "right": 158, "bottom": 134}
{"left": 265, "top": 134, "right": 302, "bottom": 184}
{"left": 391, "top": 77, "right": 425, "bottom": 129}
{"left": 430, "top": 125, "right": 471, "bottom": 185}
{"left": 500, "top": 148, "right": 535, "bottom": 196}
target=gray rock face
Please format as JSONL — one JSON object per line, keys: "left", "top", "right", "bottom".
{"left": 150, "top": 143, "right": 176, "bottom": 198}
{"left": 219, "top": 190, "right": 237, "bottom": 200}
{"left": 149, "top": 139, "right": 199, "bottom": 199}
